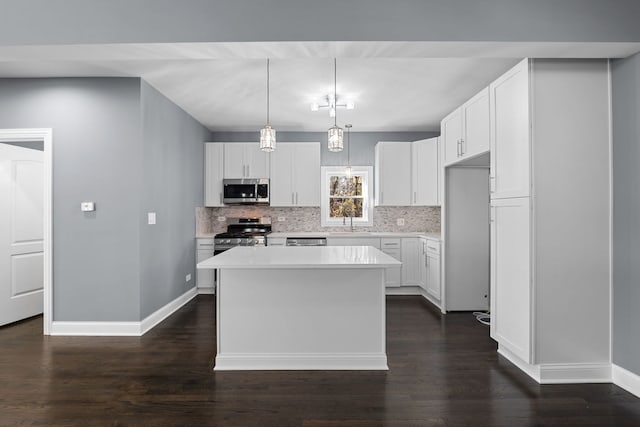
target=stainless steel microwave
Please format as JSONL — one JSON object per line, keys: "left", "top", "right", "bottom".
{"left": 223, "top": 178, "right": 269, "bottom": 205}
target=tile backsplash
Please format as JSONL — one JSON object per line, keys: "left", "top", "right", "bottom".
{"left": 196, "top": 206, "right": 440, "bottom": 235}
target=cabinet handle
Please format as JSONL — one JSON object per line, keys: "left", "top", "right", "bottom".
{"left": 456, "top": 139, "right": 461, "bottom": 157}
{"left": 460, "top": 138, "right": 465, "bottom": 155}
{"left": 489, "top": 176, "right": 496, "bottom": 193}
{"left": 247, "top": 164, "right": 250, "bottom": 177}
{"left": 219, "top": 192, "right": 223, "bottom": 204}
{"left": 296, "top": 192, "right": 298, "bottom": 205}
{"left": 381, "top": 192, "right": 384, "bottom": 204}
{"left": 291, "top": 192, "right": 295, "bottom": 204}
{"left": 413, "top": 191, "right": 417, "bottom": 204}
{"left": 490, "top": 206, "right": 495, "bottom": 223}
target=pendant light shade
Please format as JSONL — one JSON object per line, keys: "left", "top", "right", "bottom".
{"left": 327, "top": 58, "right": 344, "bottom": 152}
{"left": 328, "top": 125, "right": 344, "bottom": 152}
{"left": 260, "top": 58, "right": 276, "bottom": 152}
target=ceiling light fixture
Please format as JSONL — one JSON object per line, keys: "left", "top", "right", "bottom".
{"left": 311, "top": 94, "right": 355, "bottom": 118}
{"left": 260, "top": 58, "right": 276, "bottom": 152}
{"left": 327, "top": 58, "right": 344, "bottom": 153}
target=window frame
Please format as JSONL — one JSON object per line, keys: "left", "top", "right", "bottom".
{"left": 320, "top": 166, "right": 374, "bottom": 227}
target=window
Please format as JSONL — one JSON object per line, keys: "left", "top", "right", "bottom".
{"left": 321, "top": 166, "right": 373, "bottom": 227}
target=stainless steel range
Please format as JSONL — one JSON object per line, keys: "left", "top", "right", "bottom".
{"left": 213, "top": 217, "right": 272, "bottom": 254}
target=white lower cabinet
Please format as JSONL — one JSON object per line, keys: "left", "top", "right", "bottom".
{"left": 196, "top": 238, "right": 215, "bottom": 293}
{"left": 327, "top": 237, "right": 381, "bottom": 248}
{"left": 401, "top": 238, "right": 420, "bottom": 285}
{"left": 380, "top": 238, "right": 401, "bottom": 287}
{"left": 425, "top": 240, "right": 441, "bottom": 300}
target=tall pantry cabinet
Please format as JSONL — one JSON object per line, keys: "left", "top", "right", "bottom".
{"left": 489, "top": 59, "right": 611, "bottom": 382}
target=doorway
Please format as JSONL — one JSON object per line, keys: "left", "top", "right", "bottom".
{"left": 0, "top": 129, "right": 52, "bottom": 334}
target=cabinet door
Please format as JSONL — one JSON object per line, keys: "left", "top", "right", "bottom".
{"left": 223, "top": 143, "right": 246, "bottom": 178}
{"left": 490, "top": 59, "right": 531, "bottom": 199}
{"left": 412, "top": 138, "right": 439, "bottom": 206}
{"left": 327, "top": 237, "right": 381, "bottom": 248}
{"left": 426, "top": 253, "right": 441, "bottom": 299}
{"left": 490, "top": 197, "right": 531, "bottom": 363}
{"left": 196, "top": 249, "right": 215, "bottom": 289}
{"left": 294, "top": 143, "right": 321, "bottom": 206}
{"left": 375, "top": 141, "right": 412, "bottom": 206}
{"left": 204, "top": 143, "right": 224, "bottom": 207}
{"left": 462, "top": 87, "right": 490, "bottom": 158}
{"left": 269, "top": 143, "right": 295, "bottom": 206}
{"left": 442, "top": 108, "right": 463, "bottom": 166}
{"left": 244, "top": 143, "right": 270, "bottom": 178}
{"left": 401, "top": 238, "right": 421, "bottom": 285}
{"left": 419, "top": 239, "right": 428, "bottom": 291}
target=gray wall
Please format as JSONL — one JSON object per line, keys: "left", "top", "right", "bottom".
{"left": 612, "top": 52, "right": 640, "bottom": 376}
{"left": 1, "top": 0, "right": 640, "bottom": 44}
{"left": 0, "top": 78, "right": 142, "bottom": 321}
{"left": 209, "top": 131, "right": 438, "bottom": 166}
{"left": 139, "top": 81, "right": 208, "bottom": 318}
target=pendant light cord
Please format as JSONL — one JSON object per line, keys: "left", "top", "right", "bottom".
{"left": 266, "top": 58, "right": 270, "bottom": 125}
{"left": 334, "top": 58, "right": 337, "bottom": 127}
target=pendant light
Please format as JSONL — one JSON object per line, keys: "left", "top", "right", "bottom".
{"left": 345, "top": 124, "right": 352, "bottom": 177}
{"left": 328, "top": 58, "right": 344, "bottom": 152}
{"left": 260, "top": 58, "right": 276, "bottom": 152}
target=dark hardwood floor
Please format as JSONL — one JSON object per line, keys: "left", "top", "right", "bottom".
{"left": 1, "top": 295, "right": 639, "bottom": 426}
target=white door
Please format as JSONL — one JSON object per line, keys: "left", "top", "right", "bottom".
{"left": 269, "top": 143, "right": 295, "bottom": 206}
{"left": 490, "top": 196, "right": 531, "bottom": 363}
{"left": 489, "top": 59, "right": 531, "bottom": 199}
{"left": 412, "top": 138, "right": 439, "bottom": 206}
{"left": 442, "top": 108, "right": 462, "bottom": 166}
{"left": 293, "top": 143, "right": 321, "bottom": 206}
{"left": 204, "top": 143, "right": 224, "bottom": 207}
{"left": 0, "top": 143, "right": 44, "bottom": 326}
{"left": 401, "top": 238, "right": 421, "bottom": 285}
{"left": 243, "top": 143, "right": 270, "bottom": 178}
{"left": 462, "top": 87, "right": 490, "bottom": 158}
{"left": 223, "top": 143, "right": 246, "bottom": 178}
{"left": 375, "top": 141, "right": 411, "bottom": 206}
{"left": 426, "top": 253, "right": 441, "bottom": 300}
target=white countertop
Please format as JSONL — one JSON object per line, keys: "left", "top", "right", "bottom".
{"left": 267, "top": 231, "right": 440, "bottom": 240}
{"left": 197, "top": 245, "right": 402, "bottom": 269}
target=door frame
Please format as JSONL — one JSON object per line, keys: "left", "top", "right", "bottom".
{"left": 0, "top": 128, "right": 52, "bottom": 334}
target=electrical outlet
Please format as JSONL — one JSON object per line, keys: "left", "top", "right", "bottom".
{"left": 217, "top": 216, "right": 226, "bottom": 222}
{"left": 148, "top": 212, "right": 156, "bottom": 225}
{"left": 278, "top": 216, "right": 286, "bottom": 222}
{"left": 397, "top": 218, "right": 405, "bottom": 226}
{"left": 186, "top": 274, "right": 191, "bottom": 282}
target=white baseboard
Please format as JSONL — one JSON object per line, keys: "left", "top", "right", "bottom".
{"left": 214, "top": 353, "right": 388, "bottom": 371}
{"left": 197, "top": 287, "right": 216, "bottom": 295}
{"left": 51, "top": 287, "right": 198, "bottom": 336}
{"left": 49, "top": 321, "right": 141, "bottom": 336}
{"left": 499, "top": 345, "right": 613, "bottom": 384}
{"left": 140, "top": 287, "right": 198, "bottom": 334}
{"left": 613, "top": 364, "right": 640, "bottom": 398}
{"left": 385, "top": 286, "right": 421, "bottom": 296}
{"left": 497, "top": 345, "right": 541, "bottom": 382}
{"left": 539, "top": 363, "right": 612, "bottom": 384}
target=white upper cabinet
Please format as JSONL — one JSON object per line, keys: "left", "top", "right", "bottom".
{"left": 223, "top": 143, "right": 270, "bottom": 179}
{"left": 411, "top": 137, "right": 439, "bottom": 206}
{"left": 489, "top": 60, "right": 531, "bottom": 199}
{"left": 442, "top": 108, "right": 463, "bottom": 166}
{"left": 204, "top": 143, "right": 224, "bottom": 207}
{"left": 442, "top": 87, "right": 490, "bottom": 166}
{"left": 375, "top": 141, "right": 412, "bottom": 206}
{"left": 270, "top": 142, "right": 321, "bottom": 207}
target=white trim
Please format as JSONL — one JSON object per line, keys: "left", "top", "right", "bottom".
{"left": 612, "top": 364, "right": 640, "bottom": 398}
{"left": 498, "top": 344, "right": 541, "bottom": 382}
{"left": 214, "top": 353, "right": 388, "bottom": 371}
{"left": 51, "top": 287, "right": 198, "bottom": 336}
{"left": 0, "top": 128, "right": 53, "bottom": 335}
{"left": 539, "top": 363, "right": 612, "bottom": 384}
{"left": 385, "top": 286, "right": 422, "bottom": 296}
{"left": 140, "top": 287, "right": 198, "bottom": 334}
{"left": 320, "top": 166, "right": 374, "bottom": 227}
{"left": 197, "top": 287, "right": 216, "bottom": 295}
{"left": 607, "top": 59, "right": 614, "bottom": 367}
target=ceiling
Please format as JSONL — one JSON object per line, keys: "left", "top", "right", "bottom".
{"left": 1, "top": 41, "right": 638, "bottom": 132}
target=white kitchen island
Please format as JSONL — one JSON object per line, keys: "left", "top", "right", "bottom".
{"left": 197, "top": 245, "right": 401, "bottom": 371}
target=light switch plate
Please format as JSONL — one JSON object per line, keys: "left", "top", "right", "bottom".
{"left": 148, "top": 212, "right": 156, "bottom": 225}
{"left": 186, "top": 274, "right": 191, "bottom": 282}
{"left": 397, "top": 218, "right": 405, "bottom": 226}
{"left": 217, "top": 216, "right": 226, "bottom": 222}
{"left": 80, "top": 202, "right": 95, "bottom": 212}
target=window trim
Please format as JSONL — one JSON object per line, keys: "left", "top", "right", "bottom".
{"left": 320, "top": 166, "right": 373, "bottom": 227}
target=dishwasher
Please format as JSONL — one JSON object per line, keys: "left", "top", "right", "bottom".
{"left": 285, "top": 237, "right": 327, "bottom": 246}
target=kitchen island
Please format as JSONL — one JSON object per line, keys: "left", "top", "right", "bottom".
{"left": 197, "top": 245, "right": 401, "bottom": 371}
